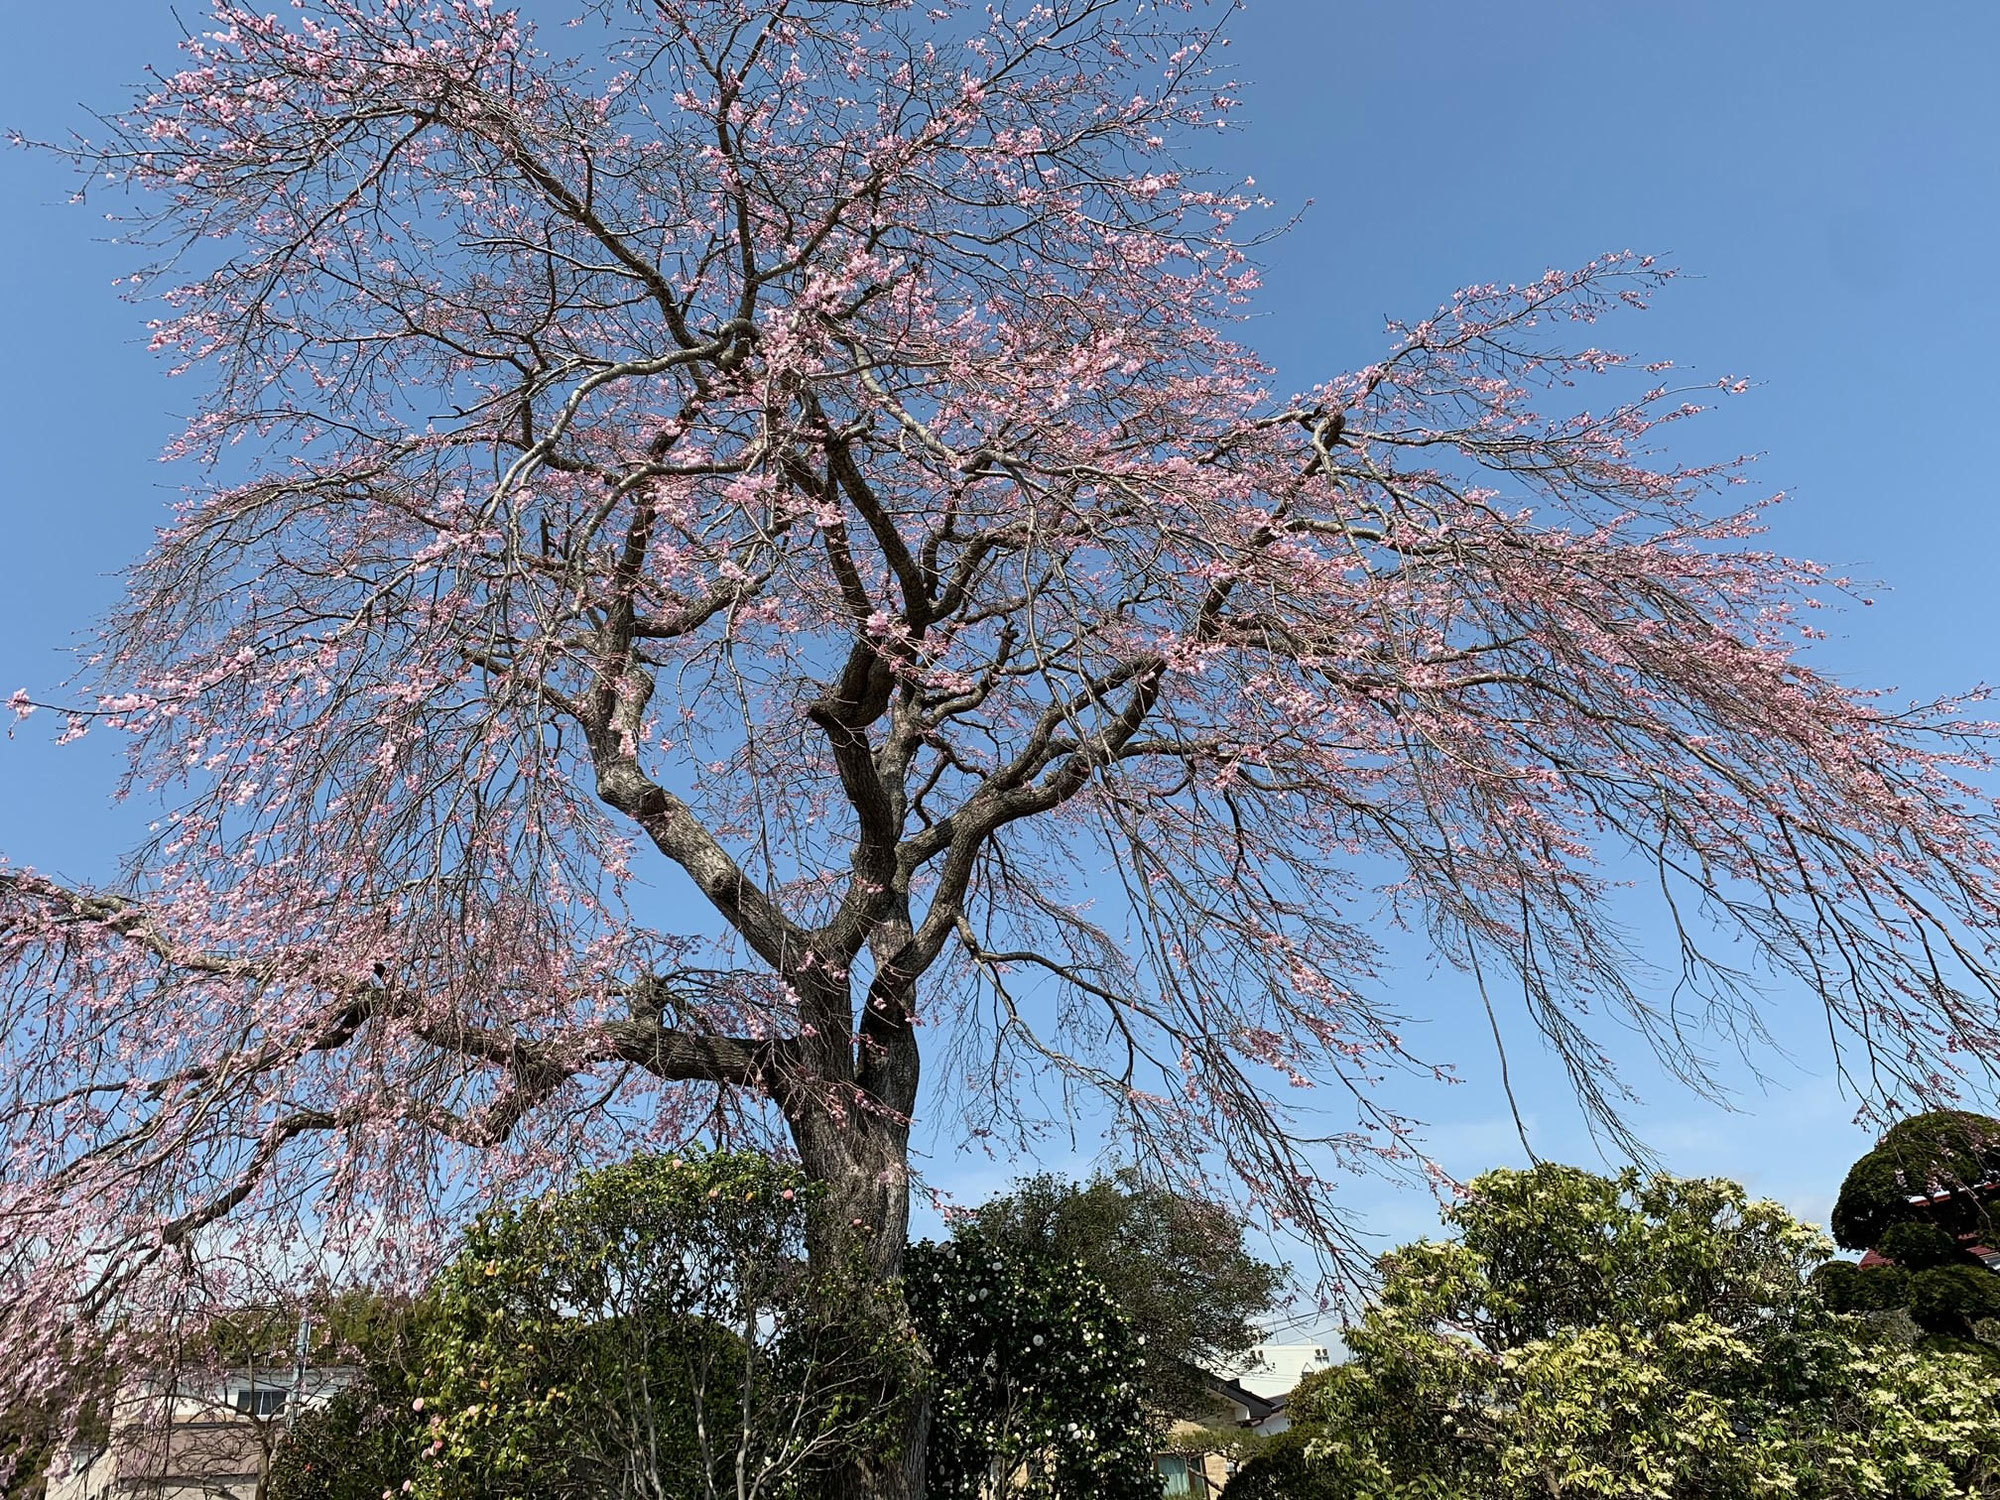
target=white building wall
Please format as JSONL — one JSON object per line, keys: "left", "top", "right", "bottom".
{"left": 1217, "top": 1342, "right": 1334, "bottom": 1400}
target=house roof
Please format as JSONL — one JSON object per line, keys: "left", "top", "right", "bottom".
{"left": 1196, "top": 1370, "right": 1283, "bottom": 1424}
{"left": 1902, "top": 1179, "right": 2000, "bottom": 1208}
{"left": 1856, "top": 1236, "right": 2000, "bottom": 1273}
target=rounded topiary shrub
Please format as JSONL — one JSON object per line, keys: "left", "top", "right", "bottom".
{"left": 1832, "top": 1112, "right": 2000, "bottom": 1249}
{"left": 1813, "top": 1258, "right": 1913, "bottom": 1314}
{"left": 1217, "top": 1429, "right": 1345, "bottom": 1500}
{"left": 1910, "top": 1264, "right": 2000, "bottom": 1337}
{"left": 1876, "top": 1221, "right": 1962, "bottom": 1271}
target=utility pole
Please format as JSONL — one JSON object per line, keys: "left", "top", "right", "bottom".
{"left": 286, "top": 1315, "right": 311, "bottom": 1432}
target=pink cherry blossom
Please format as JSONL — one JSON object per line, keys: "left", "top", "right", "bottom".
{"left": 2, "top": 4, "right": 1999, "bottom": 1494}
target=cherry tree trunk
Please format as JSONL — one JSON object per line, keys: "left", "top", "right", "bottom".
{"left": 794, "top": 1106, "right": 930, "bottom": 1500}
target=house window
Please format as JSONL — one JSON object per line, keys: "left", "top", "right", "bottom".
{"left": 1157, "top": 1454, "right": 1202, "bottom": 1496}
{"left": 231, "top": 1386, "right": 287, "bottom": 1418}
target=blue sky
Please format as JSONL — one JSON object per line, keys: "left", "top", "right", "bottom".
{"left": 3, "top": 1, "right": 1997, "bottom": 1272}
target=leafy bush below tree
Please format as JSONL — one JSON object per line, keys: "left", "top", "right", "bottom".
{"left": 1223, "top": 1165, "right": 2000, "bottom": 1500}
{"left": 905, "top": 1231, "right": 1162, "bottom": 1500}
{"left": 272, "top": 1151, "right": 909, "bottom": 1500}
{"left": 951, "top": 1170, "right": 1284, "bottom": 1415}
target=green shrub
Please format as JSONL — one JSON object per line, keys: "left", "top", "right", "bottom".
{"left": 268, "top": 1374, "right": 420, "bottom": 1500}
{"left": 1216, "top": 1429, "right": 1346, "bottom": 1500}
{"left": 1876, "top": 1220, "right": 1962, "bottom": 1271}
{"left": 273, "top": 1152, "right": 911, "bottom": 1500}
{"left": 1258, "top": 1165, "right": 2000, "bottom": 1500}
{"left": 905, "top": 1236, "right": 1160, "bottom": 1500}
{"left": 1832, "top": 1111, "right": 2000, "bottom": 1249}
{"left": 1910, "top": 1263, "right": 2000, "bottom": 1337}
{"left": 1812, "top": 1258, "right": 1912, "bottom": 1314}
{"left": 414, "top": 1151, "right": 909, "bottom": 1500}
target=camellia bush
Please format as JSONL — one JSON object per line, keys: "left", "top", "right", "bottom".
{"left": 950, "top": 1171, "right": 1284, "bottom": 1417}
{"left": 268, "top": 1372, "right": 424, "bottom": 1500}
{"left": 1211, "top": 1425, "right": 1340, "bottom": 1500}
{"left": 905, "top": 1232, "right": 1160, "bottom": 1500}
{"left": 1224, "top": 1165, "right": 2000, "bottom": 1500}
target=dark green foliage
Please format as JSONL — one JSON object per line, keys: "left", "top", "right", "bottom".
{"left": 267, "top": 1294, "right": 435, "bottom": 1500}
{"left": 905, "top": 1236, "right": 1161, "bottom": 1500}
{"left": 958, "top": 1170, "right": 1284, "bottom": 1413}
{"left": 0, "top": 1336, "right": 111, "bottom": 1498}
{"left": 272, "top": 1152, "right": 912, "bottom": 1500}
{"left": 0, "top": 1392, "right": 75, "bottom": 1500}
{"left": 271, "top": 1170, "right": 1263, "bottom": 1500}
{"left": 268, "top": 1373, "right": 422, "bottom": 1500}
{"left": 1215, "top": 1427, "right": 1343, "bottom": 1500}
{"left": 1825, "top": 1111, "right": 2000, "bottom": 1339}
{"left": 1808, "top": 1257, "right": 1858, "bottom": 1308}
{"left": 0, "top": 1406, "right": 57, "bottom": 1500}
{"left": 1910, "top": 1264, "right": 2000, "bottom": 1337}
{"left": 1876, "top": 1220, "right": 1962, "bottom": 1271}
{"left": 1832, "top": 1110, "right": 2000, "bottom": 1249}
{"left": 1811, "top": 1258, "right": 1912, "bottom": 1314}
